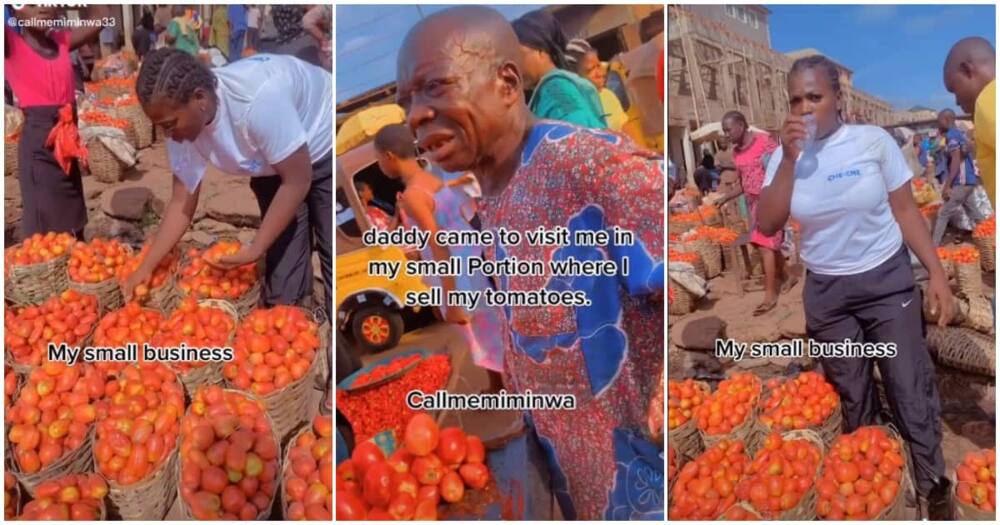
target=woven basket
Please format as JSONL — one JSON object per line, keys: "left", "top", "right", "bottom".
{"left": 670, "top": 219, "right": 698, "bottom": 235}
{"left": 699, "top": 388, "right": 765, "bottom": 458}
{"left": 66, "top": 245, "right": 133, "bottom": 314}
{"left": 13, "top": 425, "right": 95, "bottom": 497}
{"left": 926, "top": 325, "right": 995, "bottom": 377}
{"left": 874, "top": 425, "right": 915, "bottom": 521}
{"left": 972, "top": 235, "right": 996, "bottom": 272}
{"left": 174, "top": 239, "right": 262, "bottom": 319}
{"left": 673, "top": 248, "right": 708, "bottom": 280}
{"left": 101, "top": 436, "right": 178, "bottom": 520}
{"left": 955, "top": 260, "right": 983, "bottom": 298}
{"left": 87, "top": 138, "right": 126, "bottom": 183}
{"left": 715, "top": 501, "right": 762, "bottom": 520}
{"left": 759, "top": 395, "right": 843, "bottom": 448}
{"left": 5, "top": 254, "right": 70, "bottom": 308}
{"left": 233, "top": 309, "right": 329, "bottom": 440}
{"left": 144, "top": 274, "right": 176, "bottom": 313}
{"left": 113, "top": 105, "right": 152, "bottom": 149}
{"left": 962, "top": 295, "right": 995, "bottom": 336}
{"left": 280, "top": 423, "right": 320, "bottom": 519}
{"left": 177, "top": 390, "right": 279, "bottom": 520}
{"left": 667, "top": 380, "right": 711, "bottom": 462}
{"left": 942, "top": 259, "right": 956, "bottom": 280}
{"left": 748, "top": 429, "right": 825, "bottom": 521}
{"left": 953, "top": 478, "right": 997, "bottom": 520}
{"left": 4, "top": 140, "right": 16, "bottom": 177}
{"left": 668, "top": 281, "right": 695, "bottom": 316}
{"left": 170, "top": 299, "right": 239, "bottom": 396}
{"left": 5, "top": 462, "right": 21, "bottom": 519}
{"left": 689, "top": 238, "right": 721, "bottom": 278}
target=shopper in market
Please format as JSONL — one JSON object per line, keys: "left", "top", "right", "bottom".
{"left": 713, "top": 110, "right": 795, "bottom": 315}
{"left": 931, "top": 109, "right": 989, "bottom": 245}
{"left": 565, "top": 38, "right": 627, "bottom": 131}
{"left": 123, "top": 48, "right": 333, "bottom": 318}
{"left": 757, "top": 54, "right": 955, "bottom": 520}
{"left": 944, "top": 36, "right": 995, "bottom": 207}
{"left": 511, "top": 9, "right": 608, "bottom": 129}
{"left": 372, "top": 123, "right": 507, "bottom": 376}
{"left": 397, "top": 7, "right": 664, "bottom": 519}
{"left": 4, "top": 4, "right": 109, "bottom": 238}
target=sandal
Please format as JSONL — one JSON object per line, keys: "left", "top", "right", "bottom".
{"left": 753, "top": 298, "right": 778, "bottom": 316}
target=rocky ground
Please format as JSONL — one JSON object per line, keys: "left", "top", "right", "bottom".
{"left": 5, "top": 139, "right": 325, "bottom": 303}
{"left": 669, "top": 252, "right": 996, "bottom": 517}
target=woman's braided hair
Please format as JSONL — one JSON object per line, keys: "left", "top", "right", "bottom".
{"left": 789, "top": 55, "right": 841, "bottom": 95}
{"left": 136, "top": 48, "right": 217, "bottom": 107}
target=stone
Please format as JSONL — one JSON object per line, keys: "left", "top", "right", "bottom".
{"left": 669, "top": 315, "right": 726, "bottom": 351}
{"left": 84, "top": 215, "right": 143, "bottom": 244}
{"left": 194, "top": 218, "right": 238, "bottom": 235}
{"left": 182, "top": 230, "right": 215, "bottom": 247}
{"left": 82, "top": 177, "right": 109, "bottom": 200}
{"left": 101, "top": 186, "right": 152, "bottom": 221}
{"left": 204, "top": 183, "right": 260, "bottom": 228}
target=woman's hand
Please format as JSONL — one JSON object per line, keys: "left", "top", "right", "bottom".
{"left": 926, "top": 273, "right": 955, "bottom": 327}
{"left": 121, "top": 264, "right": 153, "bottom": 301}
{"left": 210, "top": 245, "right": 263, "bottom": 269}
{"left": 779, "top": 114, "right": 808, "bottom": 160}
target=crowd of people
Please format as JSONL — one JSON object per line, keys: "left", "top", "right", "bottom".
{"left": 668, "top": 36, "right": 996, "bottom": 520}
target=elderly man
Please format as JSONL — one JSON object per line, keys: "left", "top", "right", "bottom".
{"left": 396, "top": 6, "right": 663, "bottom": 520}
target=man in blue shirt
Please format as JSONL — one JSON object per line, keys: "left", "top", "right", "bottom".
{"left": 228, "top": 4, "right": 247, "bottom": 62}
{"left": 931, "top": 109, "right": 989, "bottom": 245}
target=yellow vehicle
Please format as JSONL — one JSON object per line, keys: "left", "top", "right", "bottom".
{"left": 336, "top": 105, "right": 428, "bottom": 352}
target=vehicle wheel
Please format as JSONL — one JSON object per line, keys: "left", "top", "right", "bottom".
{"left": 351, "top": 306, "right": 403, "bottom": 353}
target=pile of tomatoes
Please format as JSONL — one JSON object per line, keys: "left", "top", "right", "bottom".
{"left": 669, "top": 440, "right": 749, "bottom": 520}
{"left": 80, "top": 110, "right": 131, "bottom": 131}
{"left": 352, "top": 355, "right": 421, "bottom": 388}
{"left": 91, "top": 302, "right": 165, "bottom": 375}
{"left": 93, "top": 363, "right": 185, "bottom": 486}
{"left": 283, "top": 415, "right": 333, "bottom": 520}
{"left": 939, "top": 245, "right": 981, "bottom": 264}
{"left": 224, "top": 306, "right": 320, "bottom": 397}
{"left": 178, "top": 385, "right": 280, "bottom": 520}
{"left": 759, "top": 372, "right": 839, "bottom": 432}
{"left": 7, "top": 362, "right": 105, "bottom": 474}
{"left": 177, "top": 242, "right": 257, "bottom": 301}
{"left": 694, "top": 373, "right": 760, "bottom": 436}
{"left": 973, "top": 216, "right": 996, "bottom": 239}
{"left": 815, "top": 426, "right": 906, "bottom": 520}
{"left": 955, "top": 448, "right": 995, "bottom": 512}
{"left": 117, "top": 244, "right": 179, "bottom": 299}
{"left": 337, "top": 414, "right": 490, "bottom": 520}
{"left": 67, "top": 238, "right": 130, "bottom": 284}
{"left": 5, "top": 290, "right": 100, "bottom": 367}
{"left": 6, "top": 232, "right": 75, "bottom": 267}
{"left": 668, "top": 248, "right": 701, "bottom": 265}
{"left": 736, "top": 432, "right": 821, "bottom": 518}
{"left": 16, "top": 473, "right": 108, "bottom": 520}
{"left": 667, "top": 379, "right": 707, "bottom": 431}
{"left": 152, "top": 297, "right": 235, "bottom": 373}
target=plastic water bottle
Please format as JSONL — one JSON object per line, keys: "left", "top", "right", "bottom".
{"left": 796, "top": 114, "right": 818, "bottom": 173}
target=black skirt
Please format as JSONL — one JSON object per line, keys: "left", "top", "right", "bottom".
{"left": 16, "top": 105, "right": 87, "bottom": 238}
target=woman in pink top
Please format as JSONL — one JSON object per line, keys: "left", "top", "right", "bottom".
{"left": 717, "top": 110, "right": 796, "bottom": 315}
{"left": 5, "top": 5, "right": 107, "bottom": 237}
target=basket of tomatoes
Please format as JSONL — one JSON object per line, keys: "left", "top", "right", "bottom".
{"left": 951, "top": 244, "right": 984, "bottom": 298}
{"left": 736, "top": 430, "right": 824, "bottom": 520}
{"left": 972, "top": 216, "right": 995, "bottom": 272}
{"left": 668, "top": 439, "right": 749, "bottom": 520}
{"left": 953, "top": 447, "right": 995, "bottom": 520}
{"left": 174, "top": 240, "right": 261, "bottom": 319}
{"left": 759, "top": 372, "right": 842, "bottom": 446}
{"left": 66, "top": 238, "right": 133, "bottom": 313}
{"left": 152, "top": 297, "right": 238, "bottom": 396}
{"left": 667, "top": 379, "right": 709, "bottom": 461}
{"left": 695, "top": 373, "right": 765, "bottom": 457}
{"left": 281, "top": 415, "right": 333, "bottom": 520}
{"left": 5, "top": 233, "right": 76, "bottom": 308}
{"left": 4, "top": 290, "right": 100, "bottom": 374}
{"left": 117, "top": 244, "right": 180, "bottom": 312}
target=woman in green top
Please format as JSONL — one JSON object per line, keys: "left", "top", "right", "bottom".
{"left": 166, "top": 6, "right": 200, "bottom": 56}
{"left": 512, "top": 10, "right": 606, "bottom": 129}
{"left": 566, "top": 38, "right": 628, "bottom": 131}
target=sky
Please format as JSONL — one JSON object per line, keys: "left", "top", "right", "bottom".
{"left": 336, "top": 4, "right": 541, "bottom": 104}
{"left": 767, "top": 4, "right": 996, "bottom": 113}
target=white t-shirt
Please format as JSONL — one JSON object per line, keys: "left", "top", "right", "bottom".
{"left": 167, "top": 54, "right": 332, "bottom": 193}
{"left": 763, "top": 124, "right": 912, "bottom": 276}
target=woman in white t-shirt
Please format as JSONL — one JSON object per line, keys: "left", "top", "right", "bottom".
{"left": 758, "top": 55, "right": 954, "bottom": 520}
{"left": 125, "top": 48, "right": 332, "bottom": 318}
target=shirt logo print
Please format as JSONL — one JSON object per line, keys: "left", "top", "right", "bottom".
{"left": 242, "top": 159, "right": 263, "bottom": 174}
{"left": 827, "top": 168, "right": 861, "bottom": 182}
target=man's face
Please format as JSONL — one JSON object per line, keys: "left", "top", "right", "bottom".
{"left": 937, "top": 112, "right": 955, "bottom": 132}
{"left": 376, "top": 150, "right": 400, "bottom": 180}
{"left": 945, "top": 64, "right": 981, "bottom": 115}
{"left": 397, "top": 34, "right": 513, "bottom": 173}
{"left": 144, "top": 92, "right": 210, "bottom": 143}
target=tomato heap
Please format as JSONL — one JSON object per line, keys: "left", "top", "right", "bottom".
{"left": 178, "top": 385, "right": 280, "bottom": 520}
{"left": 668, "top": 379, "right": 707, "bottom": 430}
{"left": 117, "top": 244, "right": 179, "bottom": 299}
{"left": 815, "top": 426, "right": 906, "bottom": 520}
{"left": 668, "top": 248, "right": 701, "bottom": 265}
{"left": 720, "top": 504, "right": 762, "bottom": 520}
{"left": 337, "top": 414, "right": 490, "bottom": 520}
{"left": 6, "top": 232, "right": 75, "bottom": 267}
{"left": 91, "top": 303, "right": 164, "bottom": 375}
{"left": 5, "top": 290, "right": 99, "bottom": 367}
{"left": 177, "top": 242, "right": 257, "bottom": 300}
{"left": 759, "top": 372, "right": 839, "bottom": 431}
{"left": 955, "top": 448, "right": 995, "bottom": 512}
{"left": 80, "top": 110, "right": 131, "bottom": 131}
{"left": 283, "top": 415, "right": 333, "bottom": 520}
{"left": 973, "top": 216, "right": 996, "bottom": 239}
{"left": 352, "top": 355, "right": 421, "bottom": 388}
{"left": 688, "top": 225, "right": 739, "bottom": 245}
{"left": 4, "top": 472, "right": 16, "bottom": 519}
{"left": 152, "top": 297, "right": 235, "bottom": 373}
{"left": 669, "top": 440, "right": 749, "bottom": 520}
{"left": 93, "top": 363, "right": 185, "bottom": 485}
{"left": 224, "top": 306, "right": 320, "bottom": 396}
{"left": 67, "top": 238, "right": 130, "bottom": 283}
{"left": 336, "top": 355, "right": 451, "bottom": 443}
{"left": 694, "top": 373, "right": 760, "bottom": 436}
{"left": 7, "top": 363, "right": 104, "bottom": 474}
{"left": 735, "top": 432, "right": 821, "bottom": 518}
{"left": 939, "top": 245, "right": 981, "bottom": 264}
{"left": 16, "top": 473, "right": 108, "bottom": 520}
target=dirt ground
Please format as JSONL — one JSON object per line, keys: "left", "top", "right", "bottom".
{"left": 669, "top": 250, "right": 996, "bottom": 518}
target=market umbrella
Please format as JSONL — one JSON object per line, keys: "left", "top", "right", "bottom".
{"left": 336, "top": 103, "right": 405, "bottom": 155}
